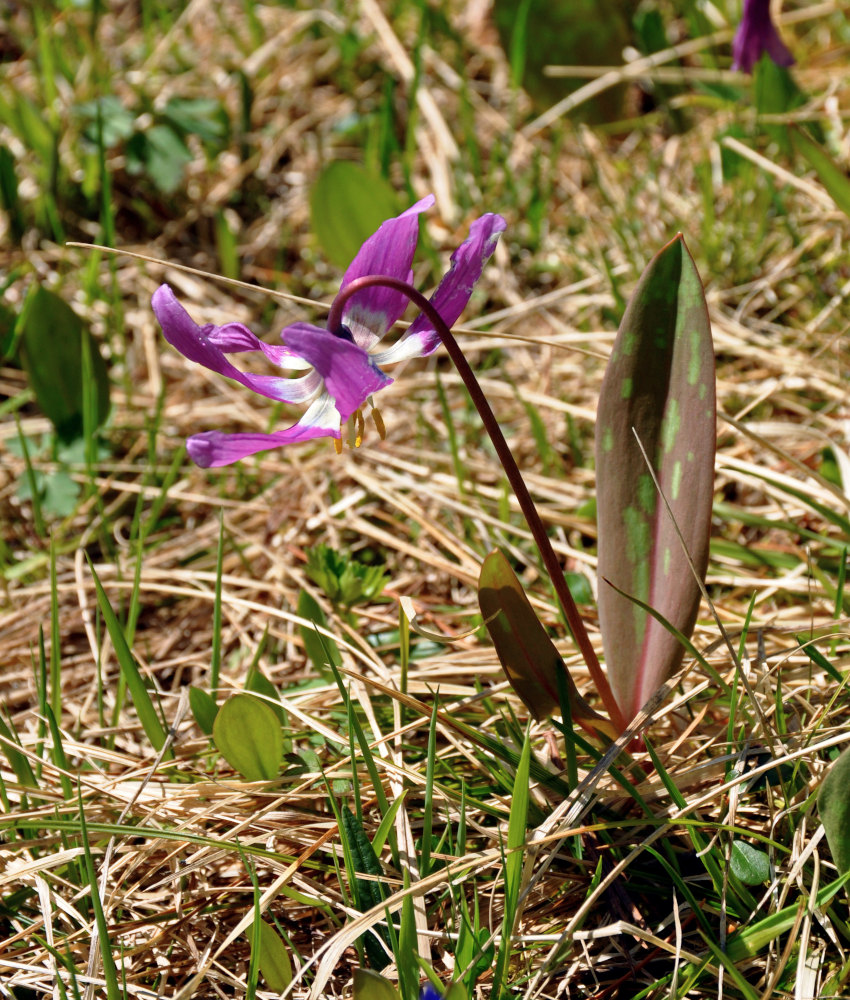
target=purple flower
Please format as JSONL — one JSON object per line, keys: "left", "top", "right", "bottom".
{"left": 731, "top": 0, "right": 794, "bottom": 73}
{"left": 153, "top": 195, "right": 506, "bottom": 467}
{"left": 419, "top": 986, "right": 443, "bottom": 1000}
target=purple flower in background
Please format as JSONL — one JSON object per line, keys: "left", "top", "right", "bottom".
{"left": 731, "top": 0, "right": 794, "bottom": 73}
{"left": 153, "top": 195, "right": 505, "bottom": 467}
{"left": 419, "top": 986, "right": 443, "bottom": 1000}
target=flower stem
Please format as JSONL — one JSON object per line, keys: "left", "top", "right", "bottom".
{"left": 329, "top": 276, "right": 627, "bottom": 733}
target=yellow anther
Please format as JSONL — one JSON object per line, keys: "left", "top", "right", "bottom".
{"left": 333, "top": 434, "right": 343, "bottom": 455}
{"left": 355, "top": 408, "right": 365, "bottom": 447}
{"left": 371, "top": 406, "right": 386, "bottom": 440}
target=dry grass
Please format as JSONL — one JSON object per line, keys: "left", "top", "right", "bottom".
{"left": 1, "top": 1, "right": 850, "bottom": 998}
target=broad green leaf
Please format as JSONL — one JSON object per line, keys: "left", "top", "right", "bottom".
{"left": 254, "top": 919, "right": 292, "bottom": 991}
{"left": 212, "top": 695, "right": 283, "bottom": 781}
{"left": 791, "top": 126, "right": 850, "bottom": 218}
{"left": 595, "top": 234, "right": 715, "bottom": 724}
{"left": 818, "top": 744, "right": 850, "bottom": 874}
{"left": 310, "top": 162, "right": 399, "bottom": 269}
{"left": 352, "top": 969, "right": 401, "bottom": 1000}
{"left": 16, "top": 285, "right": 111, "bottom": 443}
{"left": 478, "top": 549, "right": 613, "bottom": 734}
{"left": 492, "top": 0, "right": 632, "bottom": 123}
{"left": 189, "top": 686, "right": 219, "bottom": 735}
{"left": 730, "top": 841, "right": 770, "bottom": 885}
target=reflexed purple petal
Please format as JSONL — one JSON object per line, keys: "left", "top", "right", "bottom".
{"left": 186, "top": 391, "right": 343, "bottom": 466}
{"left": 338, "top": 195, "right": 435, "bottom": 350}
{"left": 403, "top": 213, "right": 506, "bottom": 356}
{"left": 152, "top": 285, "right": 316, "bottom": 403}
{"left": 210, "top": 322, "right": 312, "bottom": 370}
{"left": 284, "top": 323, "right": 392, "bottom": 421}
{"left": 187, "top": 423, "right": 334, "bottom": 467}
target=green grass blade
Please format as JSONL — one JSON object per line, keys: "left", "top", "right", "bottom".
{"left": 491, "top": 729, "right": 531, "bottom": 997}
{"left": 211, "top": 510, "right": 225, "bottom": 693}
{"left": 88, "top": 559, "right": 172, "bottom": 758}
{"left": 419, "top": 702, "right": 438, "bottom": 880}
{"left": 50, "top": 535, "right": 61, "bottom": 721}
{"left": 77, "top": 785, "right": 121, "bottom": 1000}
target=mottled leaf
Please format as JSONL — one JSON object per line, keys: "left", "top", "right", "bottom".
{"left": 212, "top": 695, "right": 283, "bottom": 781}
{"left": 818, "top": 744, "right": 850, "bottom": 874}
{"left": 595, "top": 234, "right": 715, "bottom": 723}
{"left": 340, "top": 804, "right": 391, "bottom": 970}
{"left": 478, "top": 549, "right": 613, "bottom": 734}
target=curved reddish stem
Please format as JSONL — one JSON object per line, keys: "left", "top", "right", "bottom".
{"left": 328, "top": 275, "right": 627, "bottom": 733}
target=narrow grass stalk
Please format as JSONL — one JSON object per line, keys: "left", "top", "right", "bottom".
{"left": 15, "top": 414, "right": 45, "bottom": 538}
{"left": 491, "top": 729, "right": 531, "bottom": 997}
{"left": 77, "top": 785, "right": 122, "bottom": 1000}
{"left": 211, "top": 510, "right": 225, "bottom": 693}
{"left": 419, "top": 702, "right": 439, "bottom": 881}
{"left": 88, "top": 558, "right": 173, "bottom": 758}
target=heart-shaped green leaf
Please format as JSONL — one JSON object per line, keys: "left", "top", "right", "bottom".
{"left": 212, "top": 695, "right": 283, "bottom": 781}
{"left": 818, "top": 745, "right": 850, "bottom": 874}
{"left": 478, "top": 549, "right": 613, "bottom": 734}
{"left": 595, "top": 234, "right": 715, "bottom": 724}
